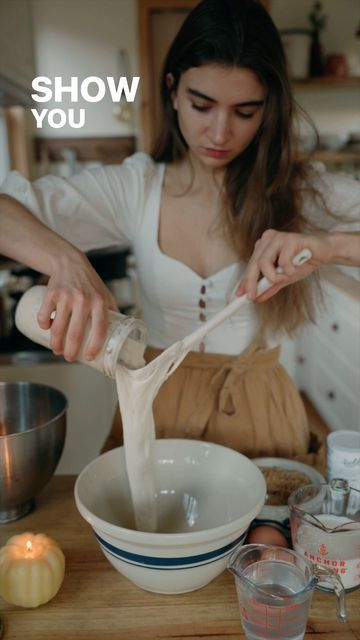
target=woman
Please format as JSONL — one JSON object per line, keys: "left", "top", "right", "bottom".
{"left": 0, "top": 0, "right": 359, "bottom": 465}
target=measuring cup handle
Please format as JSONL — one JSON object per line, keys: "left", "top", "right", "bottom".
{"left": 314, "top": 564, "right": 347, "bottom": 623}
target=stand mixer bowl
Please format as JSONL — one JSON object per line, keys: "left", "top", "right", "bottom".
{"left": 0, "top": 381, "right": 67, "bottom": 523}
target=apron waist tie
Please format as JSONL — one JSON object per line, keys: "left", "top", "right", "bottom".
{"left": 146, "top": 339, "right": 280, "bottom": 438}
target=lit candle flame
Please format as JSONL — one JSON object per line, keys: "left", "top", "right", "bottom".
{"left": 26, "top": 540, "right": 33, "bottom": 553}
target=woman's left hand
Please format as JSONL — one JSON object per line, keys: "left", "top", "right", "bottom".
{"left": 236, "top": 229, "right": 334, "bottom": 302}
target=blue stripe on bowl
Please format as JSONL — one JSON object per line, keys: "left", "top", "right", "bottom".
{"left": 95, "top": 530, "right": 247, "bottom": 569}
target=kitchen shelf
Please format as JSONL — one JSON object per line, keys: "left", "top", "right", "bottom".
{"left": 34, "top": 136, "right": 136, "bottom": 165}
{"left": 298, "top": 149, "right": 360, "bottom": 164}
{"left": 293, "top": 76, "right": 360, "bottom": 90}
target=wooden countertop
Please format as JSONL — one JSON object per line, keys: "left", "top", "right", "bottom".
{"left": 0, "top": 476, "right": 359, "bottom": 640}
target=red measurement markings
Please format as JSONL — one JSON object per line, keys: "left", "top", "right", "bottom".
{"left": 241, "top": 596, "right": 301, "bottom": 631}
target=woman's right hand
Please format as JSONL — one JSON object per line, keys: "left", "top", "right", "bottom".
{"left": 0, "top": 194, "right": 118, "bottom": 360}
{"left": 37, "top": 252, "right": 118, "bottom": 362}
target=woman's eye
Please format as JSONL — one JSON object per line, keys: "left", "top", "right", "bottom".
{"left": 191, "top": 103, "right": 256, "bottom": 118}
{"left": 191, "top": 103, "right": 209, "bottom": 112}
{"left": 236, "top": 111, "right": 255, "bottom": 119}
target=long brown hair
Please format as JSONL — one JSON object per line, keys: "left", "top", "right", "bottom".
{"left": 152, "top": 0, "right": 326, "bottom": 335}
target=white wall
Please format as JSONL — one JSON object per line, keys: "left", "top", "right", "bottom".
{"left": 0, "top": 0, "right": 35, "bottom": 90}
{"left": 293, "top": 88, "right": 360, "bottom": 137}
{"left": 271, "top": 0, "right": 360, "bottom": 136}
{"left": 30, "top": 0, "right": 139, "bottom": 138}
{"left": 0, "top": 109, "right": 10, "bottom": 184}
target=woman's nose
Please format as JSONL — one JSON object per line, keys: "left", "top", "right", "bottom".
{"left": 209, "top": 112, "right": 231, "bottom": 145}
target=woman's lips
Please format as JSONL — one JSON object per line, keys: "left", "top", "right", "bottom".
{"left": 202, "top": 148, "right": 230, "bottom": 159}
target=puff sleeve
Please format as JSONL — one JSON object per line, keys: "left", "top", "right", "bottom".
{"left": 0, "top": 152, "right": 152, "bottom": 252}
{"left": 302, "top": 163, "right": 360, "bottom": 232}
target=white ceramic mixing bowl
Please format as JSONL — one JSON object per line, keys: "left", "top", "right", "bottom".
{"left": 74, "top": 439, "right": 266, "bottom": 594}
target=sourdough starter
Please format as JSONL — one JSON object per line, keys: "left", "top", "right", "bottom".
{"left": 115, "top": 293, "right": 252, "bottom": 532}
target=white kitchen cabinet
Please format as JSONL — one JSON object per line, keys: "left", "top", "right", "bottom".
{"left": 279, "top": 336, "right": 296, "bottom": 378}
{"left": 0, "top": 360, "right": 118, "bottom": 474}
{"left": 295, "top": 273, "right": 360, "bottom": 432}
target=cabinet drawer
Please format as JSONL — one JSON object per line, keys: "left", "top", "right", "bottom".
{"left": 310, "top": 353, "right": 359, "bottom": 432}
{"left": 316, "top": 285, "right": 360, "bottom": 364}
{"left": 315, "top": 309, "right": 359, "bottom": 364}
{"left": 311, "top": 326, "right": 360, "bottom": 397}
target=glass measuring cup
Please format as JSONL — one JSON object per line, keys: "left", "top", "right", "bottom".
{"left": 228, "top": 544, "right": 346, "bottom": 640}
{"left": 289, "top": 479, "right": 360, "bottom": 592}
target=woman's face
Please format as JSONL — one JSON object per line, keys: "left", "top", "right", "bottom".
{"left": 170, "top": 64, "right": 267, "bottom": 169}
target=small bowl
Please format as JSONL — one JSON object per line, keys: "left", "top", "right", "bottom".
{"left": 0, "top": 382, "right": 67, "bottom": 523}
{"left": 75, "top": 439, "right": 266, "bottom": 594}
{"left": 252, "top": 457, "right": 325, "bottom": 523}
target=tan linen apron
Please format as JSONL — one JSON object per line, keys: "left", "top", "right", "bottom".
{"left": 102, "top": 339, "right": 325, "bottom": 472}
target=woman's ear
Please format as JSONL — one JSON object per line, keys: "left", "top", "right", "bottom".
{"left": 166, "top": 73, "right": 174, "bottom": 90}
{"left": 166, "top": 73, "right": 178, "bottom": 110}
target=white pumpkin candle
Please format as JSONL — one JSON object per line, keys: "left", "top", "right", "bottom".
{"left": 0, "top": 532, "right": 65, "bottom": 608}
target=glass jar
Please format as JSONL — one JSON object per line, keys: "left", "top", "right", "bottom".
{"left": 15, "top": 285, "right": 147, "bottom": 377}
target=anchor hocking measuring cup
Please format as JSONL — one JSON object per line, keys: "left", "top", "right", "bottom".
{"left": 228, "top": 544, "right": 346, "bottom": 640}
{"left": 289, "top": 479, "right": 360, "bottom": 592}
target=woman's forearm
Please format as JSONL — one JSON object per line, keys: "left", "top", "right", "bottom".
{"left": 0, "top": 193, "right": 84, "bottom": 275}
{"left": 327, "top": 231, "right": 360, "bottom": 266}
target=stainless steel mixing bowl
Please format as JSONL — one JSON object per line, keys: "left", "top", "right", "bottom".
{"left": 0, "top": 381, "right": 67, "bottom": 523}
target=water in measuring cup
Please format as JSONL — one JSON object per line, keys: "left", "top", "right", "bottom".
{"left": 239, "top": 561, "right": 311, "bottom": 640}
